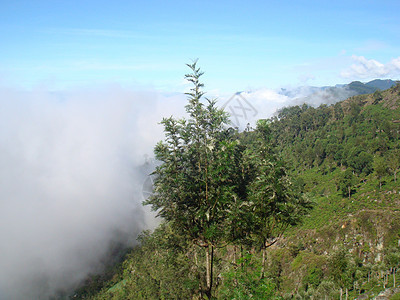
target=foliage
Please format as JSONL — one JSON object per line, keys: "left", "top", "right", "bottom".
{"left": 218, "top": 253, "right": 277, "bottom": 299}
{"left": 245, "top": 120, "right": 311, "bottom": 247}
{"left": 339, "top": 167, "right": 358, "bottom": 199}
{"left": 374, "top": 155, "right": 388, "bottom": 189}
{"left": 387, "top": 149, "right": 400, "bottom": 182}
{"left": 302, "top": 267, "right": 324, "bottom": 291}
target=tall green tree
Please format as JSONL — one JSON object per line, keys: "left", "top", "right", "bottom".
{"left": 387, "top": 149, "right": 400, "bottom": 183}
{"left": 373, "top": 155, "right": 388, "bottom": 189}
{"left": 144, "top": 61, "right": 240, "bottom": 298}
{"left": 245, "top": 119, "right": 312, "bottom": 278}
{"left": 339, "top": 168, "right": 357, "bottom": 199}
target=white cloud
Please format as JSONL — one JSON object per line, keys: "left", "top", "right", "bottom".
{"left": 341, "top": 55, "right": 400, "bottom": 79}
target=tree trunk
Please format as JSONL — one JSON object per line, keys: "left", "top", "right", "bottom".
{"left": 240, "top": 245, "right": 244, "bottom": 270}
{"left": 384, "top": 273, "right": 387, "bottom": 289}
{"left": 340, "top": 287, "right": 343, "bottom": 300}
{"left": 195, "top": 251, "right": 199, "bottom": 267}
{"left": 260, "top": 245, "right": 266, "bottom": 280}
{"left": 233, "top": 245, "right": 237, "bottom": 265}
{"left": 394, "top": 268, "right": 396, "bottom": 287}
{"left": 205, "top": 245, "right": 214, "bottom": 299}
{"left": 348, "top": 186, "right": 351, "bottom": 200}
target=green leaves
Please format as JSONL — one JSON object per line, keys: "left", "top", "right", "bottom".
{"left": 243, "top": 120, "right": 312, "bottom": 249}
{"left": 218, "top": 253, "right": 277, "bottom": 299}
{"left": 339, "top": 167, "right": 357, "bottom": 199}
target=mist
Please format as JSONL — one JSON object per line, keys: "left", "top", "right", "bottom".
{"left": 0, "top": 83, "right": 186, "bottom": 299}
{"left": 283, "top": 85, "right": 357, "bottom": 107}
{"left": 218, "top": 85, "right": 353, "bottom": 130}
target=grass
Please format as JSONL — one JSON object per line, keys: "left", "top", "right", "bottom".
{"left": 391, "top": 292, "right": 400, "bottom": 300}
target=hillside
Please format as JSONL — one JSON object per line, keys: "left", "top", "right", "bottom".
{"left": 75, "top": 83, "right": 400, "bottom": 300}
{"left": 267, "top": 83, "right": 400, "bottom": 299}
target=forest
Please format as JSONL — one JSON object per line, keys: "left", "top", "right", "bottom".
{"left": 75, "top": 63, "right": 400, "bottom": 300}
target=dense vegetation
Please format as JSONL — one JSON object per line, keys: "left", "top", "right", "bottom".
{"left": 74, "top": 70, "right": 400, "bottom": 299}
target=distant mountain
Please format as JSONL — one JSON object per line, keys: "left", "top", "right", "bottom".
{"left": 346, "top": 80, "right": 377, "bottom": 95}
{"left": 280, "top": 79, "right": 398, "bottom": 107}
{"left": 346, "top": 79, "right": 397, "bottom": 94}
{"left": 365, "top": 79, "right": 397, "bottom": 90}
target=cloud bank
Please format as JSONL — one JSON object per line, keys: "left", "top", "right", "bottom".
{"left": 0, "top": 84, "right": 186, "bottom": 299}
{"left": 218, "top": 84, "right": 357, "bottom": 130}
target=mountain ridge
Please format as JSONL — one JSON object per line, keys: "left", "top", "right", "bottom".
{"left": 279, "top": 79, "right": 398, "bottom": 108}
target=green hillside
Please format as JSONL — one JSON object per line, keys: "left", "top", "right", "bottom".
{"left": 266, "top": 83, "right": 400, "bottom": 299}
{"left": 74, "top": 81, "right": 400, "bottom": 300}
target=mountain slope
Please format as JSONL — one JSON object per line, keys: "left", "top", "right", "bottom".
{"left": 268, "top": 83, "right": 400, "bottom": 298}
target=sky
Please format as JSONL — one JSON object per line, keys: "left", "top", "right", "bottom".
{"left": 1, "top": 0, "right": 400, "bottom": 93}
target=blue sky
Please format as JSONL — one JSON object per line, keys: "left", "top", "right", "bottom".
{"left": 1, "top": 0, "right": 400, "bottom": 92}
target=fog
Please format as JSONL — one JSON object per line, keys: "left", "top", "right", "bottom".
{"left": 0, "top": 80, "right": 346, "bottom": 299}
{"left": 282, "top": 85, "right": 356, "bottom": 107}
{"left": 0, "top": 84, "right": 186, "bottom": 299}
{"left": 220, "top": 85, "right": 353, "bottom": 130}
